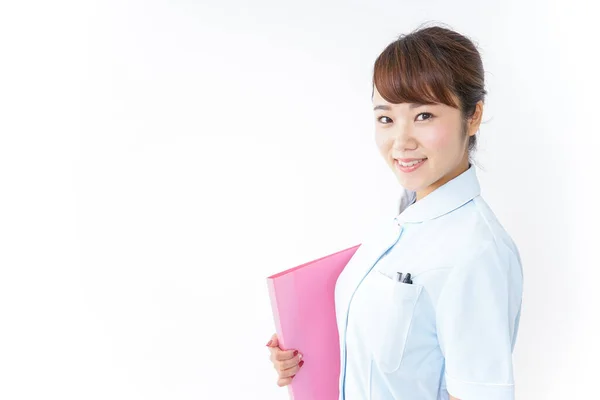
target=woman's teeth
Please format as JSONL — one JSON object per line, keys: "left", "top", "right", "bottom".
{"left": 399, "top": 159, "right": 426, "bottom": 167}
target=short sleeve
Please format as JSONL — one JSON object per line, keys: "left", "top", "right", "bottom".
{"left": 436, "top": 243, "right": 516, "bottom": 400}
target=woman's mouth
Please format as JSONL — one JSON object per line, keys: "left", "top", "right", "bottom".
{"left": 395, "top": 158, "right": 427, "bottom": 173}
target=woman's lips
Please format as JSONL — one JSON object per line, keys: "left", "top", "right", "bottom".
{"left": 395, "top": 158, "right": 427, "bottom": 173}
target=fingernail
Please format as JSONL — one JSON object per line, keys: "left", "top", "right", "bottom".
{"left": 293, "top": 350, "right": 298, "bottom": 356}
{"left": 299, "top": 360, "right": 305, "bottom": 368}
{"left": 266, "top": 340, "right": 273, "bottom": 347}
{"left": 291, "top": 374, "right": 296, "bottom": 378}
{"left": 299, "top": 353, "right": 303, "bottom": 360}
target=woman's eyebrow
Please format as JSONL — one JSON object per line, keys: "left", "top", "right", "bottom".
{"left": 373, "top": 105, "right": 392, "bottom": 111}
{"left": 373, "top": 103, "right": 434, "bottom": 111}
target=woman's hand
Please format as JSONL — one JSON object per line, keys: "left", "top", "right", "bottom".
{"left": 266, "top": 333, "right": 304, "bottom": 387}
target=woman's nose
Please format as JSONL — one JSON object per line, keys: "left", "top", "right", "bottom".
{"left": 391, "top": 128, "right": 415, "bottom": 150}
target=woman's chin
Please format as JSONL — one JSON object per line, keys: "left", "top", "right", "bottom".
{"left": 395, "top": 177, "right": 423, "bottom": 192}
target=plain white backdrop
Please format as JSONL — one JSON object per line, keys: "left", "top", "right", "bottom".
{"left": 0, "top": 0, "right": 598, "bottom": 399}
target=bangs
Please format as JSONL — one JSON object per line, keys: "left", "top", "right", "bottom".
{"left": 372, "top": 38, "right": 460, "bottom": 109}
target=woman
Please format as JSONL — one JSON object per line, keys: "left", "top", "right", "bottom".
{"left": 266, "top": 24, "right": 523, "bottom": 400}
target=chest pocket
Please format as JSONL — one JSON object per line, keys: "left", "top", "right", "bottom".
{"left": 369, "top": 270, "right": 423, "bottom": 373}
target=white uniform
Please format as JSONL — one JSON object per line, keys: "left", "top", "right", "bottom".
{"left": 334, "top": 165, "right": 523, "bottom": 400}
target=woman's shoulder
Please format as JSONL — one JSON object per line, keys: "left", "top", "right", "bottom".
{"left": 443, "top": 195, "right": 519, "bottom": 248}
{"left": 416, "top": 196, "right": 521, "bottom": 272}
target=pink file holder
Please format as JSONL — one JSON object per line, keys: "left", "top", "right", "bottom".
{"left": 267, "top": 244, "right": 361, "bottom": 400}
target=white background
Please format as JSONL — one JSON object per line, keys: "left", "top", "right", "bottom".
{"left": 0, "top": 0, "right": 598, "bottom": 399}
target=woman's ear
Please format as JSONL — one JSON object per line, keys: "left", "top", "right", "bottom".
{"left": 467, "top": 101, "right": 484, "bottom": 136}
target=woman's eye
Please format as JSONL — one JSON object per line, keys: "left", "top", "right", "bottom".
{"left": 377, "top": 116, "right": 392, "bottom": 124}
{"left": 416, "top": 112, "right": 433, "bottom": 121}
{"left": 377, "top": 113, "right": 433, "bottom": 124}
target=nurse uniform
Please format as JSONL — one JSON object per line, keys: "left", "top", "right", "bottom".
{"left": 334, "top": 164, "right": 523, "bottom": 400}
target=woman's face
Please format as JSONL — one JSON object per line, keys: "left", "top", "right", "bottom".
{"left": 372, "top": 87, "right": 481, "bottom": 200}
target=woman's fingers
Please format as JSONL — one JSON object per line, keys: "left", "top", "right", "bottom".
{"left": 276, "top": 352, "right": 303, "bottom": 370}
{"left": 266, "top": 333, "right": 279, "bottom": 348}
{"left": 278, "top": 359, "right": 305, "bottom": 379}
{"left": 273, "top": 348, "right": 297, "bottom": 361}
{"left": 277, "top": 377, "right": 293, "bottom": 387}
{"left": 266, "top": 333, "right": 305, "bottom": 387}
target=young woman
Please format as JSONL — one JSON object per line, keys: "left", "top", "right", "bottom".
{"left": 266, "top": 24, "right": 523, "bottom": 400}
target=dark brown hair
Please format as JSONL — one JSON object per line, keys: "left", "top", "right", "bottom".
{"left": 371, "top": 23, "right": 487, "bottom": 162}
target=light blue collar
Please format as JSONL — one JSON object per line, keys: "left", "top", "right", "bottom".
{"left": 394, "top": 164, "right": 481, "bottom": 225}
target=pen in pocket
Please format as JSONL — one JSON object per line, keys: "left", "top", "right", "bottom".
{"left": 396, "top": 272, "right": 412, "bottom": 284}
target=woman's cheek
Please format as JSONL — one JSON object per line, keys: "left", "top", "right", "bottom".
{"left": 374, "top": 130, "right": 383, "bottom": 146}
{"left": 420, "top": 128, "right": 452, "bottom": 152}
{"left": 374, "top": 132, "right": 389, "bottom": 153}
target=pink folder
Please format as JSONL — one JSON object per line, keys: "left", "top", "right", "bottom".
{"left": 267, "top": 244, "right": 361, "bottom": 400}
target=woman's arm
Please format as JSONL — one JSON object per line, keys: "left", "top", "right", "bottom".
{"left": 449, "top": 395, "right": 460, "bottom": 400}
{"left": 435, "top": 243, "right": 519, "bottom": 400}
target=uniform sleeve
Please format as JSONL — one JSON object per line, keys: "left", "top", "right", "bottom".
{"left": 435, "top": 243, "right": 516, "bottom": 400}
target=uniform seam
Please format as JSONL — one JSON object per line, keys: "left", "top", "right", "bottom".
{"left": 472, "top": 196, "right": 519, "bottom": 268}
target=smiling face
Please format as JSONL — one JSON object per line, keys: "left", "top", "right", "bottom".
{"left": 373, "top": 86, "right": 482, "bottom": 200}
